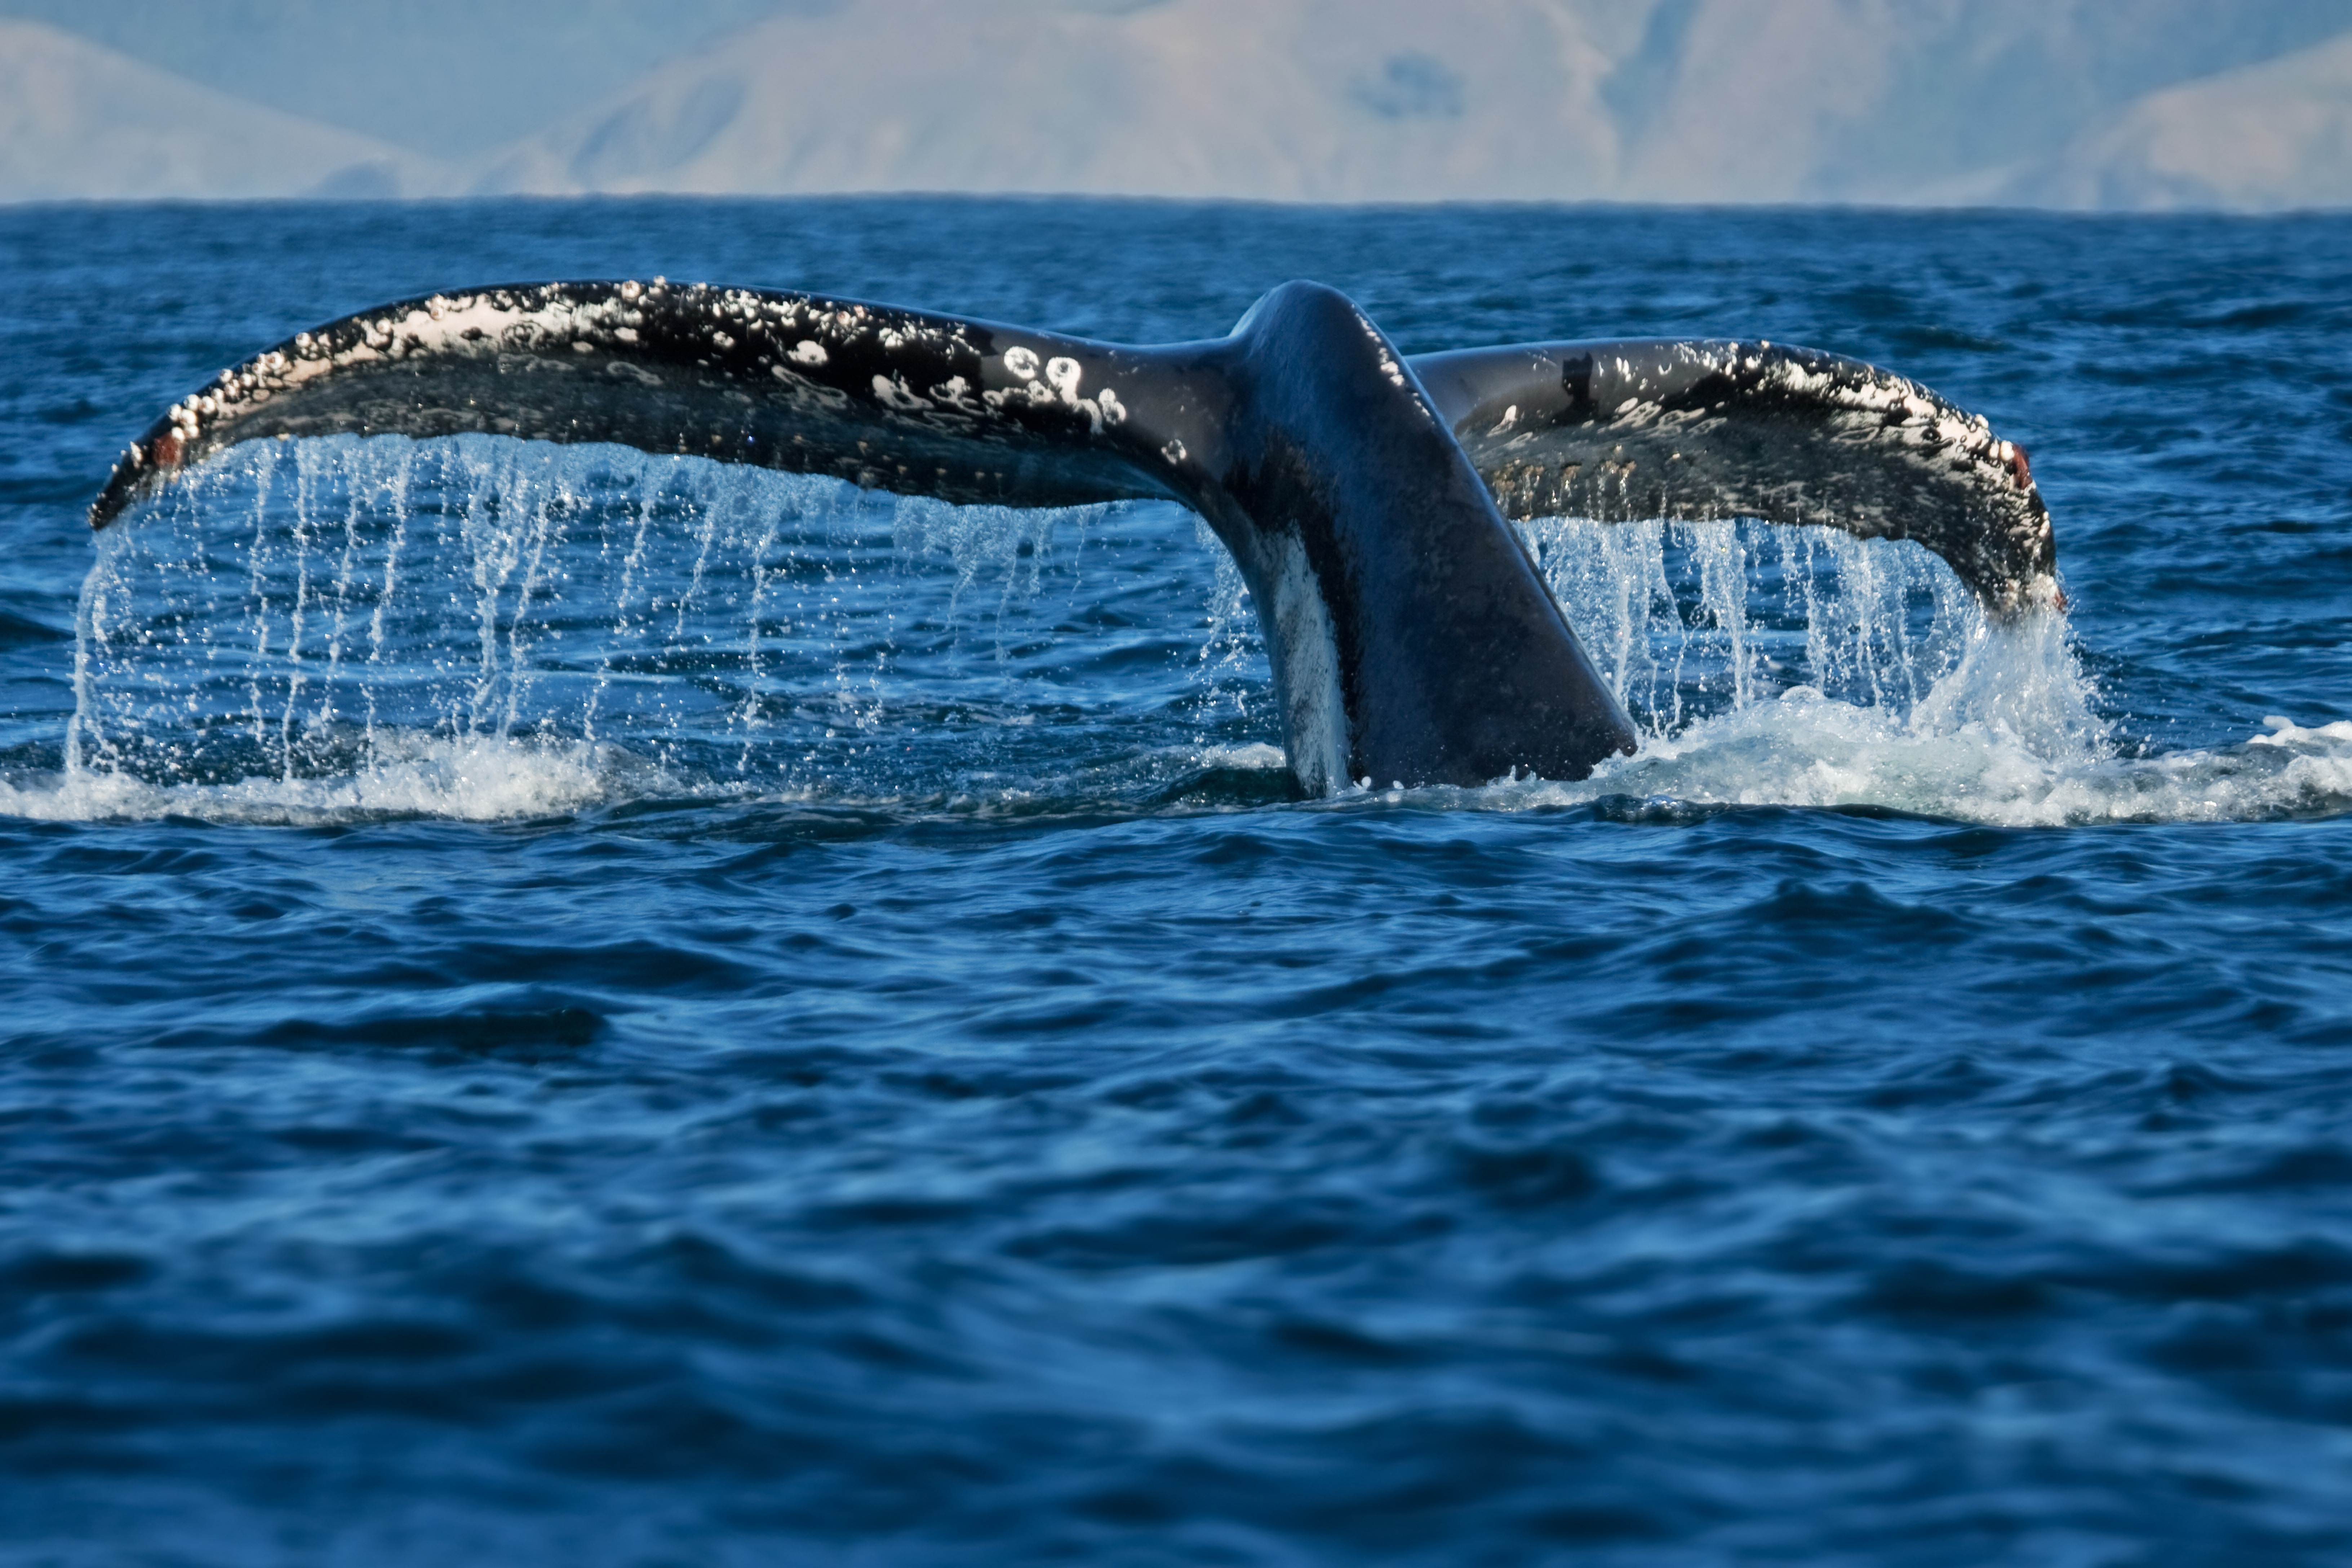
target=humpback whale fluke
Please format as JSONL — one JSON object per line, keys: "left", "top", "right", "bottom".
{"left": 88, "top": 279, "right": 2058, "bottom": 794}
{"left": 1412, "top": 338, "right": 2058, "bottom": 618}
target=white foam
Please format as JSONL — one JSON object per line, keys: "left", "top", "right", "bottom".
{"left": 0, "top": 733, "right": 680, "bottom": 826}
{"left": 1461, "top": 668, "right": 2352, "bottom": 828}
{"left": 1452, "top": 514, "right": 2352, "bottom": 826}
{"left": 1196, "top": 741, "right": 1288, "bottom": 771}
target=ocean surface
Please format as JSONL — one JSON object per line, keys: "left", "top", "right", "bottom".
{"left": 2, "top": 198, "right": 2349, "bottom": 1565}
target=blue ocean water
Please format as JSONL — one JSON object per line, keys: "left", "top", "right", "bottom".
{"left": 2, "top": 197, "right": 2350, "bottom": 1565}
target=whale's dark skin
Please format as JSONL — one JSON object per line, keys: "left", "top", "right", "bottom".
{"left": 89, "top": 279, "right": 2057, "bottom": 794}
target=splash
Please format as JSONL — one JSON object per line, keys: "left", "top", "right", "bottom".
{"left": 16, "top": 438, "right": 2349, "bottom": 827}
{"left": 1483, "top": 536, "right": 2346, "bottom": 826}
{"left": 1523, "top": 514, "right": 1998, "bottom": 737}
{"left": 1453, "top": 694, "right": 2352, "bottom": 828}
{"left": 35, "top": 437, "right": 1247, "bottom": 823}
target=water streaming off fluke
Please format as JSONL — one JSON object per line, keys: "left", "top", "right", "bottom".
{"left": 33, "top": 435, "right": 2350, "bottom": 827}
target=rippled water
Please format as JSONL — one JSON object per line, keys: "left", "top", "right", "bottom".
{"left": 3, "top": 199, "right": 2350, "bottom": 1565}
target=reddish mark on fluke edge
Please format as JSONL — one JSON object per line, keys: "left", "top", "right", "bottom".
{"left": 2006, "top": 445, "right": 2062, "bottom": 610}
{"left": 150, "top": 433, "right": 181, "bottom": 467}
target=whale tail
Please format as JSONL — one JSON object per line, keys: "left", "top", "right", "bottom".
{"left": 88, "top": 279, "right": 2056, "bottom": 791}
{"left": 1414, "top": 338, "right": 2059, "bottom": 616}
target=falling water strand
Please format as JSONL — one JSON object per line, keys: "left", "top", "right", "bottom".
{"left": 242, "top": 456, "right": 278, "bottom": 749}
{"left": 673, "top": 468, "right": 722, "bottom": 643}
{"left": 361, "top": 450, "right": 415, "bottom": 749}
{"left": 736, "top": 496, "right": 787, "bottom": 773}
{"left": 461, "top": 448, "right": 523, "bottom": 736}
{"left": 582, "top": 477, "right": 661, "bottom": 745}
{"left": 497, "top": 470, "right": 568, "bottom": 741}
{"left": 315, "top": 469, "right": 371, "bottom": 739}
{"left": 275, "top": 447, "right": 320, "bottom": 782}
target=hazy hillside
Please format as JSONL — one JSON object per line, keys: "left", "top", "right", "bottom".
{"left": 476, "top": 0, "right": 2352, "bottom": 207}
{"left": 0, "top": 0, "right": 785, "bottom": 159}
{"left": 1614, "top": 0, "right": 2352, "bottom": 204}
{"left": 5, "top": 0, "right": 2352, "bottom": 208}
{"left": 474, "top": 0, "right": 1642, "bottom": 203}
{"left": 0, "top": 19, "right": 438, "bottom": 202}
{"left": 2027, "top": 31, "right": 2352, "bottom": 210}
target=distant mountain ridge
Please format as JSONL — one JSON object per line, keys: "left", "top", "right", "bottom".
{"left": 472, "top": 0, "right": 1637, "bottom": 203}
{"left": 4, "top": 0, "right": 2351, "bottom": 209}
